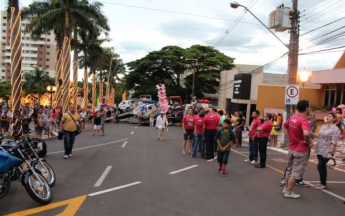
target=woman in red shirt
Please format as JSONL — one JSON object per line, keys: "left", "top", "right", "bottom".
{"left": 182, "top": 109, "right": 195, "bottom": 154}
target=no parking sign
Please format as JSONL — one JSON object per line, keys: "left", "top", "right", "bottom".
{"left": 285, "top": 84, "right": 299, "bottom": 105}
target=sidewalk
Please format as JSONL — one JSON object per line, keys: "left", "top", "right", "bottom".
{"left": 241, "top": 131, "right": 345, "bottom": 172}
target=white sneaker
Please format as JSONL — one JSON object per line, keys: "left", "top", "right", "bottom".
{"left": 69, "top": 154, "right": 72, "bottom": 158}
{"left": 282, "top": 188, "right": 286, "bottom": 194}
{"left": 64, "top": 155, "right": 69, "bottom": 159}
{"left": 284, "top": 192, "right": 301, "bottom": 199}
{"left": 244, "top": 159, "right": 250, "bottom": 162}
{"left": 251, "top": 160, "right": 257, "bottom": 164}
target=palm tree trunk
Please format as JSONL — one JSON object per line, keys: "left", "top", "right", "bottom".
{"left": 10, "top": 0, "right": 22, "bottom": 135}
{"left": 72, "top": 25, "right": 78, "bottom": 106}
{"left": 55, "top": 34, "right": 63, "bottom": 108}
{"left": 92, "top": 70, "right": 97, "bottom": 110}
{"left": 62, "top": 11, "right": 72, "bottom": 113}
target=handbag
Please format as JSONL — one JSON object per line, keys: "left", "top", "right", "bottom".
{"left": 68, "top": 113, "right": 80, "bottom": 135}
{"left": 58, "top": 131, "right": 64, "bottom": 140}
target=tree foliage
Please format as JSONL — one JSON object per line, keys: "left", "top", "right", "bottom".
{"left": 125, "top": 45, "right": 235, "bottom": 101}
{"left": 0, "top": 82, "right": 11, "bottom": 100}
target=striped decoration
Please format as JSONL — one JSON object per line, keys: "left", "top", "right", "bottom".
{"left": 61, "top": 37, "right": 71, "bottom": 113}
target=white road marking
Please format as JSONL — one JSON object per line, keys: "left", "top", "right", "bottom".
{"left": 47, "top": 138, "right": 128, "bottom": 155}
{"left": 304, "top": 181, "right": 345, "bottom": 202}
{"left": 131, "top": 131, "right": 134, "bottom": 135}
{"left": 169, "top": 165, "right": 198, "bottom": 174}
{"left": 121, "top": 141, "right": 128, "bottom": 148}
{"left": 94, "top": 166, "right": 112, "bottom": 187}
{"left": 89, "top": 181, "right": 142, "bottom": 196}
{"left": 207, "top": 156, "right": 217, "bottom": 162}
{"left": 135, "top": 126, "right": 138, "bottom": 129}
{"left": 306, "top": 181, "right": 345, "bottom": 184}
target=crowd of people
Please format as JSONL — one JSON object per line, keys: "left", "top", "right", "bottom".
{"left": 175, "top": 101, "right": 345, "bottom": 198}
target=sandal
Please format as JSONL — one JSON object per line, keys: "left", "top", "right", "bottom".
{"left": 314, "top": 184, "right": 326, "bottom": 190}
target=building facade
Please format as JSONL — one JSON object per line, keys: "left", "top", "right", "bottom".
{"left": 0, "top": 10, "right": 56, "bottom": 82}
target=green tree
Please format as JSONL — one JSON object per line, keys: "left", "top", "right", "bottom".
{"left": 22, "top": 67, "right": 53, "bottom": 105}
{"left": 0, "top": 82, "right": 11, "bottom": 100}
{"left": 184, "top": 45, "right": 235, "bottom": 101}
{"left": 125, "top": 46, "right": 188, "bottom": 100}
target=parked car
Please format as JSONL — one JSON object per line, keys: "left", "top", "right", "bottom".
{"left": 141, "top": 103, "right": 161, "bottom": 119}
{"left": 193, "top": 99, "right": 213, "bottom": 113}
{"left": 119, "top": 100, "right": 135, "bottom": 112}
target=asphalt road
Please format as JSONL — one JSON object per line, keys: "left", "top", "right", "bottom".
{"left": 1, "top": 123, "right": 345, "bottom": 216}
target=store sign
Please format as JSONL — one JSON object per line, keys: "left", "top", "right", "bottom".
{"left": 233, "top": 74, "right": 252, "bottom": 100}
{"left": 285, "top": 84, "right": 299, "bottom": 105}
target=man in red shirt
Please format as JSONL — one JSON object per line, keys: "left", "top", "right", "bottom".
{"left": 192, "top": 110, "right": 206, "bottom": 158}
{"left": 255, "top": 113, "right": 273, "bottom": 168}
{"left": 204, "top": 108, "right": 220, "bottom": 159}
{"left": 182, "top": 108, "right": 195, "bottom": 154}
{"left": 283, "top": 100, "right": 311, "bottom": 199}
{"left": 245, "top": 110, "right": 261, "bottom": 164}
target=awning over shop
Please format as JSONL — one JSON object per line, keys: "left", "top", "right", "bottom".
{"left": 311, "top": 68, "right": 345, "bottom": 84}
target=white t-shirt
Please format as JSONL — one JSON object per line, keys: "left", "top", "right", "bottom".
{"left": 80, "top": 111, "right": 87, "bottom": 119}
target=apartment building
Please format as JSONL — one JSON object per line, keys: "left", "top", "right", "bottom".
{"left": 0, "top": 10, "right": 56, "bottom": 82}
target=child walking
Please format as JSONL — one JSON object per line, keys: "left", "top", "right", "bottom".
{"left": 92, "top": 112, "right": 101, "bottom": 135}
{"left": 216, "top": 119, "right": 235, "bottom": 177}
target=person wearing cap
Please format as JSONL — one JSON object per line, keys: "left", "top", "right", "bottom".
{"left": 156, "top": 111, "right": 169, "bottom": 141}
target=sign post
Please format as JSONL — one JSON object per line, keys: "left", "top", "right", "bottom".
{"left": 285, "top": 84, "right": 299, "bottom": 105}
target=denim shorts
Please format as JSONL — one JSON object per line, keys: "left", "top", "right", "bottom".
{"left": 184, "top": 129, "right": 194, "bottom": 140}
{"left": 36, "top": 126, "right": 44, "bottom": 133}
{"left": 217, "top": 151, "right": 230, "bottom": 165}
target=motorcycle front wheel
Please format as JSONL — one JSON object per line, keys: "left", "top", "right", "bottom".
{"left": 0, "top": 173, "right": 11, "bottom": 199}
{"left": 24, "top": 172, "right": 52, "bottom": 205}
{"left": 32, "top": 161, "right": 56, "bottom": 187}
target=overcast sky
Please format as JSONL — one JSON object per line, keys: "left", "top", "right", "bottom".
{"left": 1, "top": 0, "right": 344, "bottom": 78}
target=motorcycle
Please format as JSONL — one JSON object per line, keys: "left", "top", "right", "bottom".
{"left": 0, "top": 135, "right": 52, "bottom": 204}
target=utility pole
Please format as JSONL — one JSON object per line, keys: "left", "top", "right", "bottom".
{"left": 283, "top": 0, "right": 300, "bottom": 146}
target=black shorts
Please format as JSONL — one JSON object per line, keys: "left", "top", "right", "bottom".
{"left": 217, "top": 151, "right": 230, "bottom": 165}
{"left": 184, "top": 129, "right": 194, "bottom": 140}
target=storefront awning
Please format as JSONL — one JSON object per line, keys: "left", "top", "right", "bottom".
{"left": 311, "top": 68, "right": 345, "bottom": 84}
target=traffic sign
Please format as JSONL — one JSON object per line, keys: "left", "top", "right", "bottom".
{"left": 285, "top": 84, "right": 299, "bottom": 105}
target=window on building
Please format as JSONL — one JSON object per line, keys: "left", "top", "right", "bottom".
{"left": 2, "top": 37, "right": 5, "bottom": 39}
{"left": 3, "top": 23, "right": 6, "bottom": 26}
{"left": 2, "top": 69, "right": 5, "bottom": 72}
{"left": 46, "top": 65, "right": 49, "bottom": 68}
{"left": 47, "top": 46, "right": 50, "bottom": 48}
{"left": 2, "top": 30, "right": 5, "bottom": 33}
{"left": 39, "top": 58, "right": 42, "bottom": 61}
{"left": 3, "top": 17, "right": 6, "bottom": 19}
{"left": 47, "top": 52, "right": 50, "bottom": 55}
{"left": 46, "top": 72, "right": 49, "bottom": 75}
{"left": 47, "top": 39, "right": 50, "bottom": 42}
{"left": 46, "top": 58, "right": 50, "bottom": 61}
{"left": 1, "top": 63, "right": 4, "bottom": 66}
{"left": 47, "top": 32, "right": 51, "bottom": 35}
{"left": 1, "top": 76, "right": 5, "bottom": 79}
{"left": 39, "top": 52, "right": 43, "bottom": 54}
{"left": 324, "top": 84, "right": 345, "bottom": 107}
{"left": 39, "top": 45, "right": 43, "bottom": 47}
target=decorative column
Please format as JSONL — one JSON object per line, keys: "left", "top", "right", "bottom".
{"left": 72, "top": 61, "right": 78, "bottom": 106}
{"left": 61, "top": 37, "right": 71, "bottom": 113}
{"left": 54, "top": 49, "right": 62, "bottom": 108}
{"left": 83, "top": 67, "right": 88, "bottom": 108}
{"left": 99, "top": 81, "right": 103, "bottom": 104}
{"left": 10, "top": 6, "right": 22, "bottom": 136}
{"left": 92, "top": 73, "right": 96, "bottom": 110}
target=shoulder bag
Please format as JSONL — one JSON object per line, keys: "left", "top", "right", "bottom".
{"left": 68, "top": 113, "right": 80, "bottom": 135}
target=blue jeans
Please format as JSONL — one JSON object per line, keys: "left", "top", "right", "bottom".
{"left": 192, "top": 133, "right": 205, "bottom": 158}
{"left": 249, "top": 137, "right": 258, "bottom": 161}
{"left": 82, "top": 118, "right": 86, "bottom": 129}
{"left": 63, "top": 131, "right": 76, "bottom": 155}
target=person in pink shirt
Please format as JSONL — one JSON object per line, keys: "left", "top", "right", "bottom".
{"left": 192, "top": 110, "right": 206, "bottom": 158}
{"left": 204, "top": 108, "right": 220, "bottom": 159}
{"left": 182, "top": 108, "right": 195, "bottom": 154}
{"left": 244, "top": 110, "right": 261, "bottom": 164}
{"left": 282, "top": 100, "right": 311, "bottom": 199}
{"left": 255, "top": 113, "right": 273, "bottom": 168}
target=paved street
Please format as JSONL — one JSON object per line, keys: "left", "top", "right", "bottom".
{"left": 1, "top": 123, "right": 345, "bottom": 216}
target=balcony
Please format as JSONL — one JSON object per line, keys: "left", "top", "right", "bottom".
{"left": 22, "top": 53, "right": 37, "bottom": 58}
{"left": 22, "top": 40, "right": 45, "bottom": 45}
{"left": 22, "top": 59, "right": 37, "bottom": 64}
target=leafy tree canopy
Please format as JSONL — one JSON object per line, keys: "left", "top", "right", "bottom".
{"left": 0, "top": 82, "right": 11, "bottom": 100}
{"left": 125, "top": 45, "right": 235, "bottom": 101}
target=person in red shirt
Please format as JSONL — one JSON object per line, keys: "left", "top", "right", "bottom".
{"left": 204, "top": 108, "right": 220, "bottom": 159}
{"left": 255, "top": 113, "right": 273, "bottom": 168}
{"left": 192, "top": 110, "right": 206, "bottom": 158}
{"left": 182, "top": 108, "right": 195, "bottom": 154}
{"left": 245, "top": 110, "right": 261, "bottom": 164}
{"left": 282, "top": 100, "right": 311, "bottom": 199}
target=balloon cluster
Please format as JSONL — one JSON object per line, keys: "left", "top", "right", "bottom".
{"left": 156, "top": 84, "right": 169, "bottom": 113}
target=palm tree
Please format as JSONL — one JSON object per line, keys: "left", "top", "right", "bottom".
{"left": 22, "top": 0, "right": 109, "bottom": 112}
{"left": 22, "top": 67, "right": 53, "bottom": 105}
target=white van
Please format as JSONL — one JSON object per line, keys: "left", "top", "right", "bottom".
{"left": 119, "top": 100, "right": 135, "bottom": 112}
